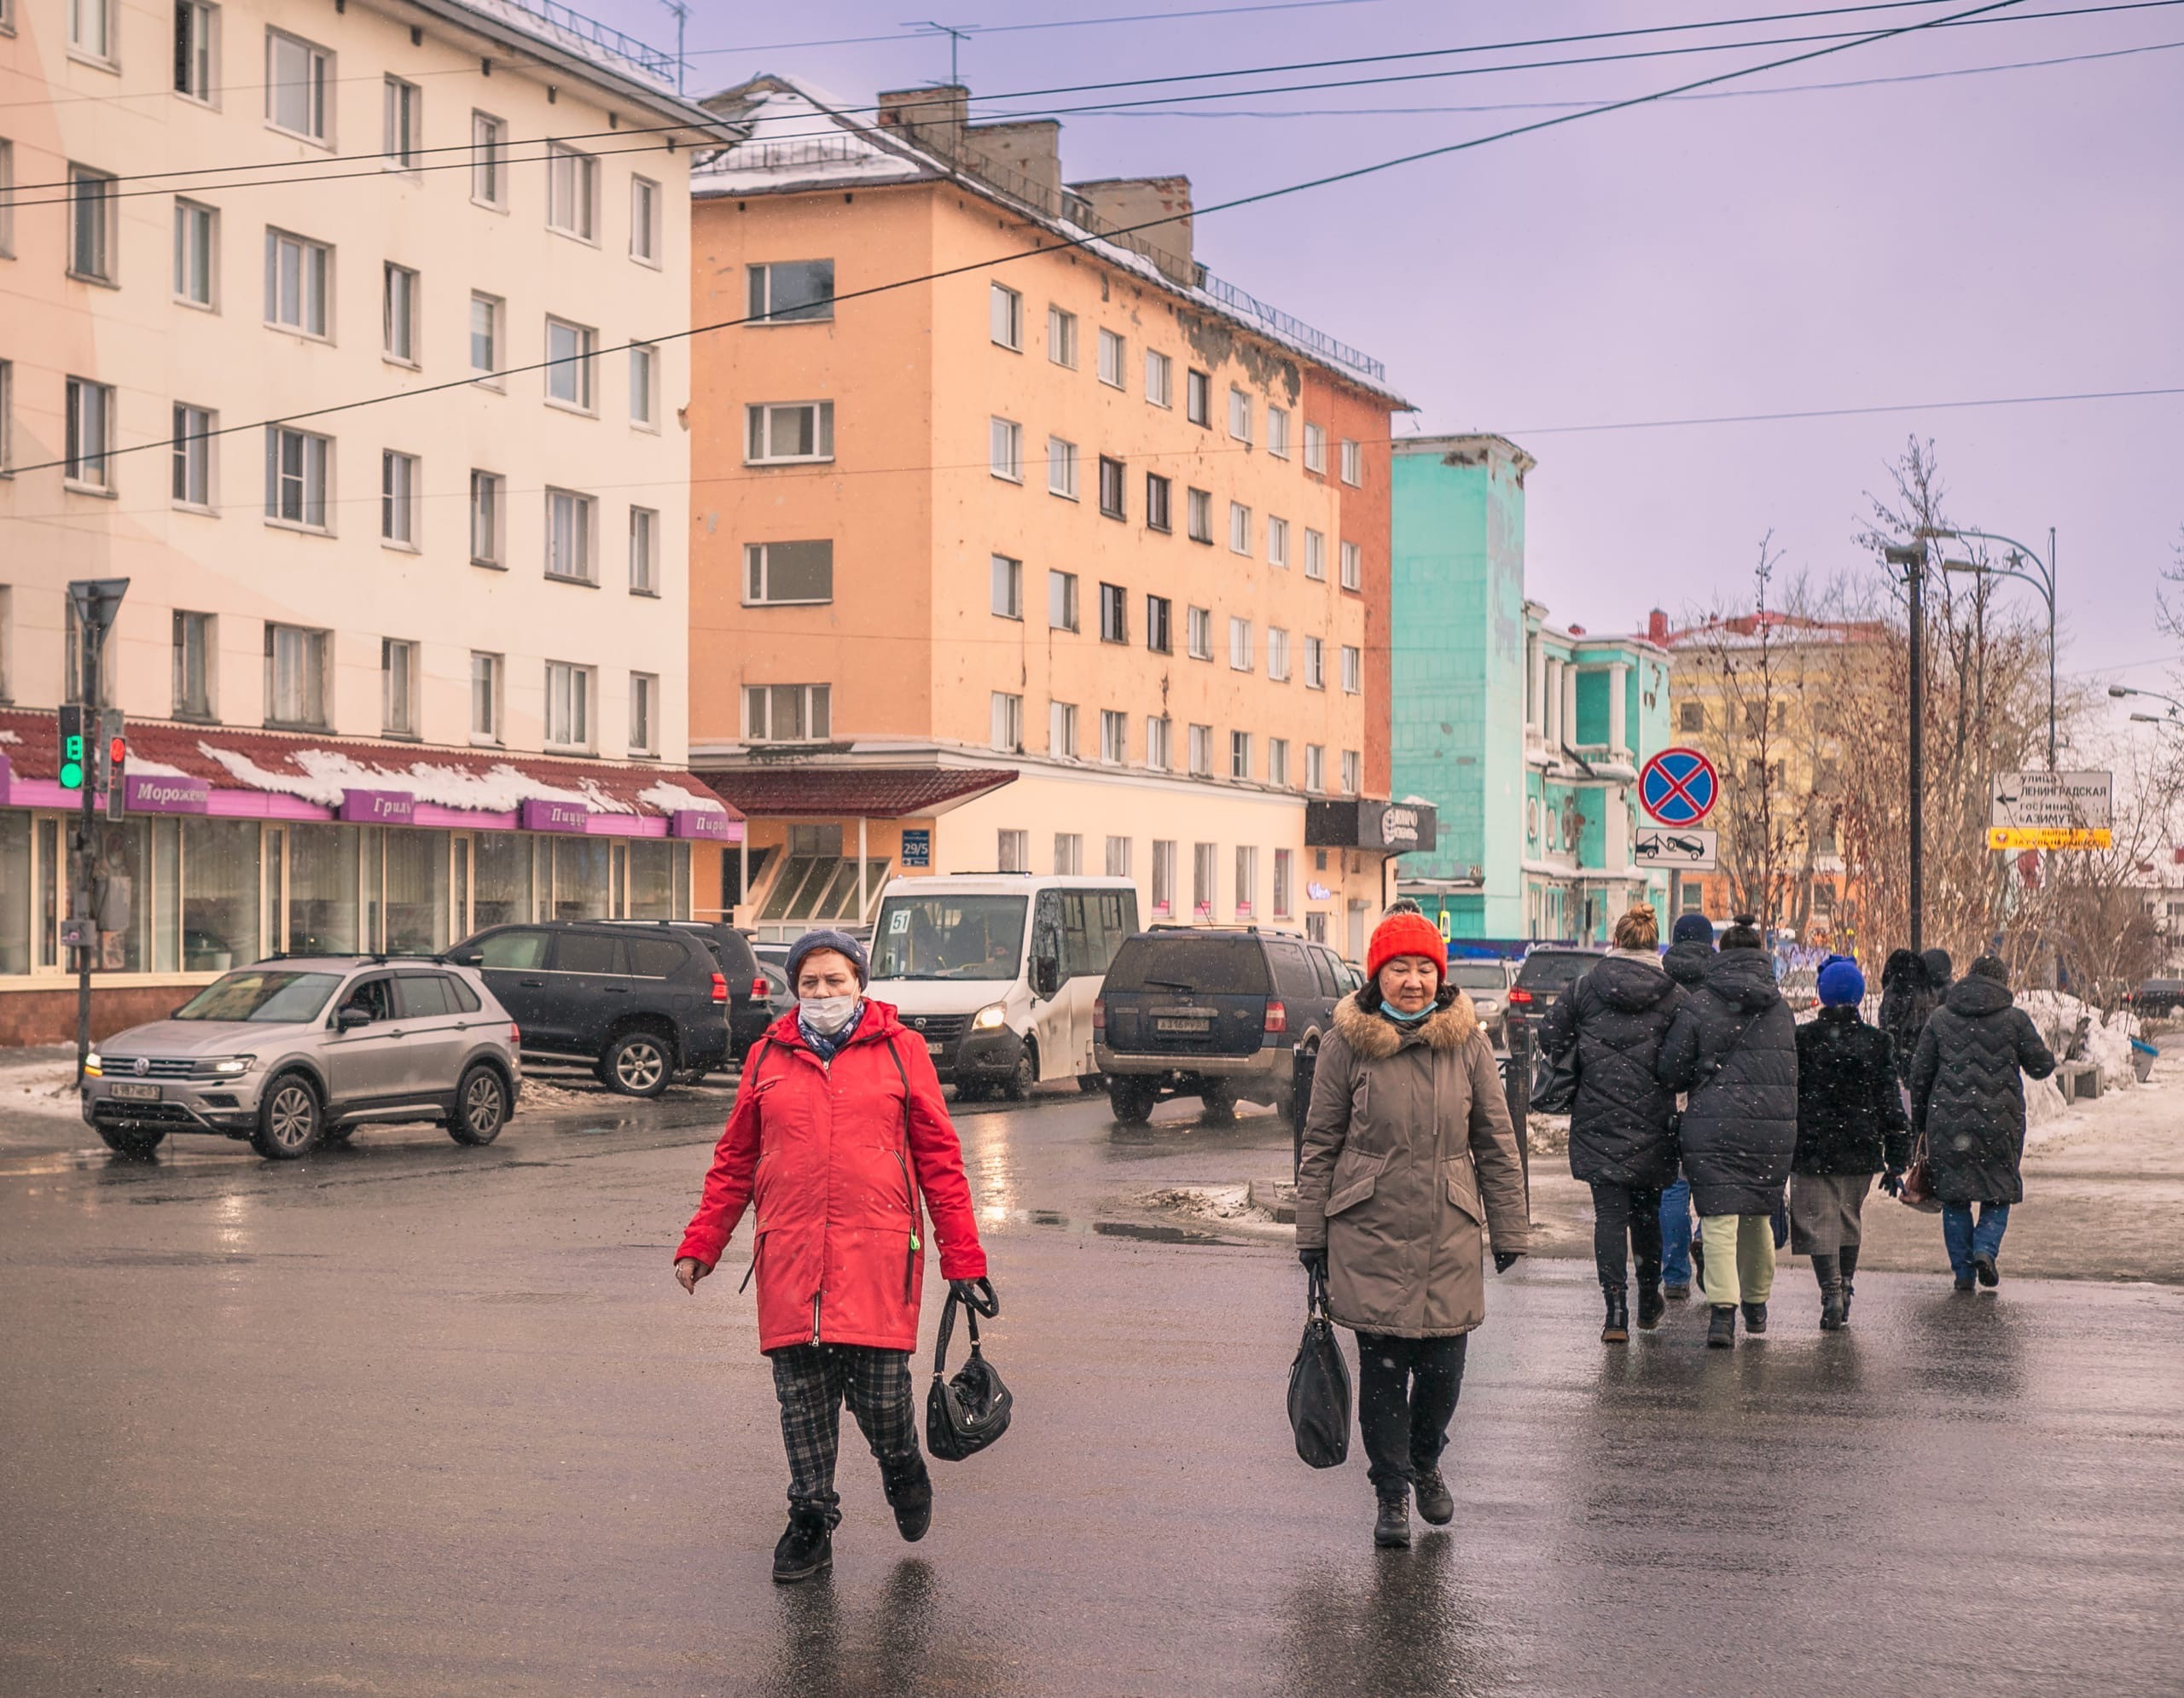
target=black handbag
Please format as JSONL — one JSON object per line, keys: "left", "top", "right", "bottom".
{"left": 1530, "top": 1045, "right": 1579, "bottom": 1115}
{"left": 1287, "top": 1269, "right": 1351, "bottom": 1469}
{"left": 926, "top": 1279, "right": 1012, "bottom": 1462}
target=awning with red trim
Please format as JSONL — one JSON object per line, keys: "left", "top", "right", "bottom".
{"left": 700, "top": 765, "right": 1017, "bottom": 820}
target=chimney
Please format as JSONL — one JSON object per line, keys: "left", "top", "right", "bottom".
{"left": 878, "top": 84, "right": 967, "bottom": 160}
{"left": 1647, "top": 608, "right": 1670, "bottom": 644}
{"left": 962, "top": 119, "right": 1062, "bottom": 205}
{"left": 1070, "top": 175, "right": 1194, "bottom": 286}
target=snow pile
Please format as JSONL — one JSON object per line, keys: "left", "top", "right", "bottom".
{"left": 0, "top": 729, "right": 20, "bottom": 744}
{"left": 202, "top": 743, "right": 608, "bottom": 815}
{"left": 636, "top": 779, "right": 728, "bottom": 817}
{"left": 2024, "top": 1073, "right": 2072, "bottom": 1139}
{"left": 0, "top": 1056, "right": 90, "bottom": 1121}
{"left": 1145, "top": 1184, "right": 1276, "bottom": 1224}
{"left": 2020, "top": 991, "right": 2141, "bottom": 1091}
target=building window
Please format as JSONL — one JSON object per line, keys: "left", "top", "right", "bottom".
{"left": 1186, "top": 368, "right": 1211, "bottom": 427}
{"left": 1273, "top": 848, "right": 1295, "bottom": 917}
{"left": 1341, "top": 751, "right": 1362, "bottom": 794}
{"left": 173, "top": 200, "right": 217, "bottom": 306}
{"left": 630, "top": 176, "right": 660, "bottom": 265}
{"left": 381, "top": 637, "right": 417, "bottom": 736}
{"left": 1151, "top": 840, "right": 1176, "bottom": 915}
{"left": 1228, "top": 617, "right": 1253, "bottom": 672}
{"left": 1340, "top": 539, "right": 1362, "bottom": 591}
{"left": 1146, "top": 594, "right": 1172, "bottom": 654}
{"left": 748, "top": 259, "right": 834, "bottom": 323}
{"left": 68, "top": 165, "right": 115, "bottom": 281}
{"left": 266, "top": 30, "right": 330, "bottom": 142}
{"left": 1679, "top": 701, "right": 1705, "bottom": 733}
{"left": 469, "top": 470, "right": 502, "bottom": 566}
{"left": 1229, "top": 502, "right": 1252, "bottom": 555}
{"left": 1305, "top": 744, "right": 1325, "bottom": 792}
{"left": 746, "top": 400, "right": 834, "bottom": 464}
{"left": 0, "top": 143, "right": 13, "bottom": 259}
{"left": 1099, "top": 581, "right": 1128, "bottom": 643}
{"left": 1267, "top": 515, "right": 1291, "bottom": 569}
{"left": 1229, "top": 731, "right": 1252, "bottom": 781}
{"left": 1047, "top": 436, "right": 1078, "bottom": 499}
{"left": 545, "top": 660, "right": 594, "bottom": 749}
{"left": 1187, "top": 487, "right": 1212, "bottom": 544}
{"left": 546, "top": 143, "right": 597, "bottom": 240}
{"left": 998, "top": 829, "right": 1030, "bottom": 873}
{"left": 380, "top": 450, "right": 418, "bottom": 545}
{"left": 743, "top": 539, "right": 833, "bottom": 605}
{"left": 1097, "top": 328, "right": 1124, "bottom": 387}
{"left": 1268, "top": 738, "right": 1290, "bottom": 787}
{"left": 629, "top": 343, "right": 658, "bottom": 427}
{"left": 1341, "top": 644, "right": 1362, "bottom": 694}
{"left": 70, "top": 0, "right": 116, "bottom": 58}
{"left": 1100, "top": 709, "right": 1128, "bottom": 765}
{"left": 1049, "top": 701, "right": 1078, "bottom": 759}
{"left": 545, "top": 317, "right": 597, "bottom": 410}
{"left": 172, "top": 611, "right": 214, "bottom": 719}
{"left": 1048, "top": 305, "right": 1077, "bottom": 368}
{"left": 471, "top": 111, "right": 506, "bottom": 206}
{"left": 1228, "top": 387, "right": 1252, "bottom": 443}
{"left": 175, "top": 2, "right": 218, "bottom": 98}
{"left": 990, "top": 553, "right": 1023, "bottom": 619}
{"left": 1145, "top": 474, "right": 1172, "bottom": 533}
{"left": 1193, "top": 842, "right": 1217, "bottom": 920}
{"left": 469, "top": 293, "right": 502, "bottom": 382}
{"left": 629, "top": 507, "right": 659, "bottom": 594}
{"left": 990, "top": 691, "right": 1023, "bottom": 752}
{"left": 171, "top": 404, "right": 213, "bottom": 508}
{"left": 383, "top": 263, "right": 419, "bottom": 363}
{"left": 264, "top": 623, "right": 328, "bottom": 726}
{"left": 382, "top": 77, "right": 421, "bottom": 170}
{"left": 1304, "top": 527, "right": 1327, "bottom": 581}
{"left": 265, "top": 229, "right": 330, "bottom": 336}
{"left": 1146, "top": 715, "right": 1171, "bottom": 771}
{"left": 988, "top": 416, "right": 1023, "bottom": 481}
{"left": 544, "top": 488, "right": 595, "bottom": 582}
{"left": 1053, "top": 833, "right": 1083, "bottom": 875}
{"left": 1304, "top": 422, "right": 1327, "bottom": 474}
{"left": 1268, "top": 406, "right": 1291, "bottom": 460}
{"left": 990, "top": 282, "right": 1022, "bottom": 350}
{"left": 1188, "top": 724, "right": 1213, "bottom": 778}
{"left": 1187, "top": 606, "right": 1212, "bottom": 660}
{"left": 1234, "top": 846, "right": 1259, "bottom": 917}
{"left": 1105, "top": 834, "right": 1133, "bottom": 877}
{"left": 741, "top": 683, "right": 829, "bottom": 742}
{"left": 630, "top": 672, "right": 659, "bottom": 754}
{"left": 264, "top": 424, "right": 328, "bottom": 526}
{"left": 1099, "top": 456, "right": 1126, "bottom": 520}
{"left": 470, "top": 652, "right": 502, "bottom": 741}
{"left": 1304, "top": 635, "right": 1325, "bottom": 689}
{"left": 1267, "top": 626, "right": 1290, "bottom": 682}
{"left": 1144, "top": 348, "right": 1172, "bottom": 407}
{"left": 1340, "top": 439, "right": 1363, "bottom": 486}
{"left": 1048, "top": 570, "right": 1078, "bottom": 631}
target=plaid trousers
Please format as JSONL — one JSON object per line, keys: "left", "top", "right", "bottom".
{"left": 770, "top": 1342, "right": 919, "bottom": 1522}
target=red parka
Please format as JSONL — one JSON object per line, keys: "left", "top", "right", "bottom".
{"left": 677, "top": 1001, "right": 989, "bottom": 1354}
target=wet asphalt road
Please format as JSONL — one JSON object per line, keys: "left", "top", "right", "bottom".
{"left": 2, "top": 1083, "right": 2181, "bottom": 1697}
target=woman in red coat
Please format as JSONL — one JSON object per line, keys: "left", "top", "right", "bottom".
{"left": 674, "top": 929, "right": 991, "bottom": 1583}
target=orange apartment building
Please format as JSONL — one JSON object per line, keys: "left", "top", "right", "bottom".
{"left": 682, "top": 78, "right": 1417, "bottom": 957}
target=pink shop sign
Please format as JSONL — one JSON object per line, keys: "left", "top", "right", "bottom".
{"left": 520, "top": 798, "right": 590, "bottom": 834}
{"left": 124, "top": 772, "right": 212, "bottom": 814}
{"left": 671, "top": 809, "right": 737, "bottom": 842}
{"left": 340, "top": 788, "right": 415, "bottom": 824}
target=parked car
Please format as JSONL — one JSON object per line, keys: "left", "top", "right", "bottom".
{"left": 2130, "top": 978, "right": 2184, "bottom": 1018}
{"left": 446, "top": 921, "right": 729, "bottom": 1096}
{"left": 1095, "top": 927, "right": 1350, "bottom": 1124}
{"left": 603, "top": 919, "right": 771, "bottom": 1060}
{"left": 1446, "top": 957, "right": 1517, "bottom": 1049}
{"left": 1504, "top": 945, "right": 1607, "bottom": 1044}
{"left": 81, "top": 957, "right": 520, "bottom": 1160}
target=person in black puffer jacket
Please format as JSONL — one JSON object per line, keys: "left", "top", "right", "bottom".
{"left": 1655, "top": 912, "right": 1716, "bottom": 1299}
{"left": 1792, "top": 957, "right": 1909, "bottom": 1329}
{"left": 1656, "top": 916, "right": 1798, "bottom": 1348}
{"left": 1877, "top": 949, "right": 1932, "bottom": 1087}
{"left": 1908, "top": 956, "right": 2056, "bottom": 1292}
{"left": 1540, "top": 904, "right": 1684, "bottom": 1343}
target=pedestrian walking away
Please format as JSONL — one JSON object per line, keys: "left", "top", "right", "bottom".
{"left": 1877, "top": 949, "right": 1936, "bottom": 1089}
{"left": 672, "top": 928, "right": 992, "bottom": 1584}
{"left": 1792, "top": 957, "right": 1910, "bottom": 1329}
{"left": 1539, "top": 904, "right": 1684, "bottom": 1344}
{"left": 1656, "top": 915, "right": 1798, "bottom": 1349}
{"left": 1294, "top": 911, "right": 1530, "bottom": 1550}
{"left": 1658, "top": 911, "right": 1716, "bottom": 1298}
{"left": 1908, "top": 955, "right": 2057, "bottom": 1293}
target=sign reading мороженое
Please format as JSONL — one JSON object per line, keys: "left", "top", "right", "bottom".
{"left": 123, "top": 773, "right": 211, "bottom": 814}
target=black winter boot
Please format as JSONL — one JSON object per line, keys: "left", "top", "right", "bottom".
{"left": 1601, "top": 1285, "right": 1630, "bottom": 1344}
{"left": 1706, "top": 1305, "right": 1737, "bottom": 1348}
{"left": 880, "top": 1451, "right": 932, "bottom": 1544}
{"left": 1374, "top": 1491, "right": 1412, "bottom": 1549}
{"left": 1814, "top": 1253, "right": 1845, "bottom": 1331}
{"left": 773, "top": 1509, "right": 834, "bottom": 1584}
{"left": 1974, "top": 1252, "right": 2000, "bottom": 1288}
{"left": 1741, "top": 1301, "right": 1769, "bottom": 1335}
{"left": 1413, "top": 1468, "right": 1455, "bottom": 1527}
{"left": 1838, "top": 1244, "right": 1860, "bottom": 1321}
{"left": 1635, "top": 1252, "right": 1665, "bottom": 1329}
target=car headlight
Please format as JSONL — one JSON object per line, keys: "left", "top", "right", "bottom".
{"left": 1476, "top": 999, "right": 1499, "bottom": 1014}
{"left": 210, "top": 1055, "right": 256, "bottom": 1076}
{"left": 84, "top": 1052, "right": 102, "bottom": 1077}
{"left": 971, "top": 1003, "right": 1008, "bottom": 1032}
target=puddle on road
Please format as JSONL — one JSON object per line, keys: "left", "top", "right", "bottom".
{"left": 1092, "top": 1219, "right": 1226, "bottom": 1245}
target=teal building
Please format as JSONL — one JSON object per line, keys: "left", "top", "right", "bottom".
{"left": 1391, "top": 435, "right": 1672, "bottom": 944}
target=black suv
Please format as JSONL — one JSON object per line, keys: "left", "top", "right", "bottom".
{"left": 604, "top": 920, "right": 772, "bottom": 1058}
{"left": 1504, "top": 946, "right": 1606, "bottom": 1044}
{"left": 448, "top": 921, "right": 730, "bottom": 1096}
{"left": 1095, "top": 928, "right": 1353, "bottom": 1124}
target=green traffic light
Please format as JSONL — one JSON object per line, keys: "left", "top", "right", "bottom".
{"left": 60, "top": 735, "right": 85, "bottom": 790}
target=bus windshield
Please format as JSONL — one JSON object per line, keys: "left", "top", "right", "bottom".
{"left": 871, "top": 895, "right": 1030, "bottom": 980}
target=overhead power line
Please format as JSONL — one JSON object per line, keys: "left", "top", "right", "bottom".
{"left": 1500, "top": 384, "right": 2184, "bottom": 435}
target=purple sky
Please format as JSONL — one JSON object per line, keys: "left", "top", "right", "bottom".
{"left": 595, "top": 0, "right": 2183, "bottom": 728}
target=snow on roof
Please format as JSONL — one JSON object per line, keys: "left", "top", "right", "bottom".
{"left": 0, "top": 730, "right": 19, "bottom": 745}
{"left": 636, "top": 779, "right": 729, "bottom": 816}
{"left": 448, "top": 0, "right": 679, "bottom": 93}
{"left": 203, "top": 743, "right": 606, "bottom": 814}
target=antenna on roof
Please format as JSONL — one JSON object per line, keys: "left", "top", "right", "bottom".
{"left": 905, "top": 20, "right": 974, "bottom": 87}
{"left": 658, "top": 0, "right": 689, "bottom": 94}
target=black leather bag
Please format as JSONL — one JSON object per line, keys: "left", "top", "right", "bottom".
{"left": 1287, "top": 1270, "right": 1351, "bottom": 1469}
{"left": 926, "top": 1280, "right": 1012, "bottom": 1462}
{"left": 1530, "top": 1045, "right": 1580, "bottom": 1115}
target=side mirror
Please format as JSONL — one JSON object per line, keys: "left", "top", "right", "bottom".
{"left": 450, "top": 951, "right": 483, "bottom": 967}
{"left": 337, "top": 1004, "right": 374, "bottom": 1031}
{"left": 1033, "top": 954, "right": 1061, "bottom": 999}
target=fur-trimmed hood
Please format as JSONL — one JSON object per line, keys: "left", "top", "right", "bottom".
{"left": 1332, "top": 991, "right": 1479, "bottom": 1059}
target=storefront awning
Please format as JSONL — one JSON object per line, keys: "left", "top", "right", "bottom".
{"left": 700, "top": 765, "right": 1016, "bottom": 820}
{"left": 0, "top": 711, "right": 741, "bottom": 840}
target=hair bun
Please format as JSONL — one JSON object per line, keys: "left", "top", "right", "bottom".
{"left": 1733, "top": 913, "right": 1757, "bottom": 927}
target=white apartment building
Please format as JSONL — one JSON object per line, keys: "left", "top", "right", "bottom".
{"left": 0, "top": 0, "right": 736, "bottom": 1039}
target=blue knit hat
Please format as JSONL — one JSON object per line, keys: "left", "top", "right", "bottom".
{"left": 1817, "top": 957, "right": 1866, "bottom": 1008}
{"left": 786, "top": 928, "right": 869, "bottom": 988}
{"left": 1671, "top": 912, "right": 1715, "bottom": 945}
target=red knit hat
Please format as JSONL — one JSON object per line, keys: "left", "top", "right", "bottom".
{"left": 1366, "top": 911, "right": 1447, "bottom": 984}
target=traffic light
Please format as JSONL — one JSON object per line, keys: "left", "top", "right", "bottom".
{"left": 102, "top": 710, "right": 127, "bottom": 821}
{"left": 56, "top": 706, "right": 86, "bottom": 792}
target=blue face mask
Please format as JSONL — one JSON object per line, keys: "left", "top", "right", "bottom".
{"left": 1383, "top": 999, "right": 1432, "bottom": 1024}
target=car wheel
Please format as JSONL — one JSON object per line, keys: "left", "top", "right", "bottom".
{"left": 1199, "top": 1084, "right": 1237, "bottom": 1124}
{"left": 1107, "top": 1076, "right": 1158, "bottom": 1125}
{"left": 96, "top": 1125, "right": 166, "bottom": 1160}
{"left": 449, "top": 1064, "right": 509, "bottom": 1145}
{"left": 999, "top": 1047, "right": 1037, "bottom": 1102}
{"left": 603, "top": 1031, "right": 672, "bottom": 1098}
{"left": 250, "top": 1074, "right": 322, "bottom": 1160}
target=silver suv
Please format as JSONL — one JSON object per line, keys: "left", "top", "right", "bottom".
{"left": 82, "top": 958, "right": 521, "bottom": 1161}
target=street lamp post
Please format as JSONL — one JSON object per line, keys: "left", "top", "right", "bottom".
{"left": 2109, "top": 683, "right": 2184, "bottom": 728}
{"left": 1883, "top": 542, "right": 1928, "bottom": 954}
{"left": 1918, "top": 526, "right": 2058, "bottom": 770}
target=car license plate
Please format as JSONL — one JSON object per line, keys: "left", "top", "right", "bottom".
{"left": 109, "top": 1082, "right": 161, "bottom": 1102}
{"left": 1156, "top": 1018, "right": 1211, "bottom": 1033}
{"left": 926, "top": 1040, "right": 945, "bottom": 1055}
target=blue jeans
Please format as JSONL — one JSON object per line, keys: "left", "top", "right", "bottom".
{"left": 1659, "top": 1179, "right": 1693, "bottom": 1285}
{"left": 1942, "top": 1203, "right": 2010, "bottom": 1278}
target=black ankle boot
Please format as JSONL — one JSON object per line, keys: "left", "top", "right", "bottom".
{"left": 1741, "top": 1300, "right": 1769, "bottom": 1335}
{"left": 1413, "top": 1468, "right": 1454, "bottom": 1526}
{"left": 1636, "top": 1282, "right": 1665, "bottom": 1330}
{"left": 1838, "top": 1245, "right": 1860, "bottom": 1321}
{"left": 1601, "top": 1285, "right": 1630, "bottom": 1344}
{"left": 773, "top": 1509, "right": 834, "bottom": 1584}
{"left": 1374, "top": 1491, "right": 1411, "bottom": 1549}
{"left": 880, "top": 1451, "right": 932, "bottom": 1543}
{"left": 1706, "top": 1304, "right": 1737, "bottom": 1348}
{"left": 1814, "top": 1254, "right": 1845, "bottom": 1331}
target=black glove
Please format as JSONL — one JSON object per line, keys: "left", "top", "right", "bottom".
{"left": 1879, "top": 1170, "right": 1903, "bottom": 1198}
{"left": 1494, "top": 1251, "right": 1523, "bottom": 1275}
{"left": 948, "top": 1276, "right": 998, "bottom": 1317}
{"left": 1298, "top": 1247, "right": 1327, "bottom": 1281}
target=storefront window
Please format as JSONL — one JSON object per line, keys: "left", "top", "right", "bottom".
{"left": 38, "top": 819, "right": 61, "bottom": 968}
{"left": 362, "top": 829, "right": 385, "bottom": 953}
{"left": 153, "top": 819, "right": 181, "bottom": 971}
{"left": 385, "top": 830, "right": 449, "bottom": 955}
{"left": 94, "top": 821, "right": 153, "bottom": 972}
{"left": 553, "top": 837, "right": 611, "bottom": 921}
{"left": 288, "top": 823, "right": 359, "bottom": 954}
{"left": 183, "top": 818, "right": 262, "bottom": 971}
{"left": 473, "top": 833, "right": 531, "bottom": 929}
{"left": 628, "top": 840, "right": 674, "bottom": 919}
{"left": 0, "top": 815, "right": 29, "bottom": 975}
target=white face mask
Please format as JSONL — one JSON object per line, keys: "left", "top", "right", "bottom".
{"left": 799, "top": 993, "right": 861, "bottom": 1034}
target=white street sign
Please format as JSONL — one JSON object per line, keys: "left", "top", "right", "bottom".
{"left": 1635, "top": 827, "right": 1718, "bottom": 870}
{"left": 1989, "top": 770, "right": 2112, "bottom": 832}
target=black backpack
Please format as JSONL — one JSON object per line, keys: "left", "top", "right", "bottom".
{"left": 926, "top": 1279, "right": 1012, "bottom": 1462}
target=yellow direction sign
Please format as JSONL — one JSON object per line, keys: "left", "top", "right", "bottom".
{"left": 1987, "top": 826, "right": 2111, "bottom": 851}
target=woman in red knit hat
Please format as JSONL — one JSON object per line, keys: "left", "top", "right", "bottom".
{"left": 1294, "top": 907, "right": 1531, "bottom": 1548}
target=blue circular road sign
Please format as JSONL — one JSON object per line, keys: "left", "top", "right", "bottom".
{"left": 1639, "top": 747, "right": 1720, "bottom": 826}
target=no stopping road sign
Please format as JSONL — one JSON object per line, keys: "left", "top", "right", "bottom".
{"left": 1639, "top": 747, "right": 1720, "bottom": 827}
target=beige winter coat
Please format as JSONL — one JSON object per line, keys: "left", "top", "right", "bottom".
{"left": 1294, "top": 993, "right": 1531, "bottom": 1338}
